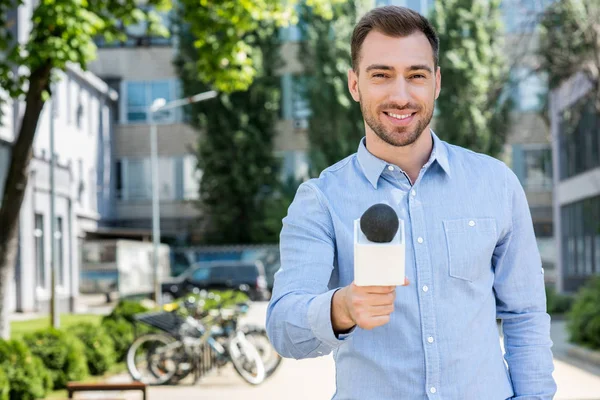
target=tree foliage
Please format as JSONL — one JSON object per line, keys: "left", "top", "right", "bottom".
{"left": 298, "top": 0, "right": 367, "bottom": 177}
{"left": 538, "top": 0, "right": 599, "bottom": 108}
{"left": 430, "top": 0, "right": 513, "bottom": 157}
{"left": 175, "top": 17, "right": 285, "bottom": 244}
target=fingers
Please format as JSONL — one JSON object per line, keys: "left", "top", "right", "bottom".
{"left": 369, "top": 303, "right": 395, "bottom": 316}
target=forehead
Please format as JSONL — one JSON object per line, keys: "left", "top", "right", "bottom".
{"left": 359, "top": 30, "right": 435, "bottom": 71}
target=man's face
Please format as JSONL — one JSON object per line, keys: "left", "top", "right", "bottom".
{"left": 348, "top": 30, "right": 441, "bottom": 147}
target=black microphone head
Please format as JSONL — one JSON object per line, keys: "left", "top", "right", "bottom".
{"left": 360, "top": 203, "right": 399, "bottom": 243}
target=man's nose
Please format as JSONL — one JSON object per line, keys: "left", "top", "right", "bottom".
{"left": 388, "top": 79, "right": 411, "bottom": 105}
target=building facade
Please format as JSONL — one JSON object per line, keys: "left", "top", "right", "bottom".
{"left": 88, "top": 13, "right": 203, "bottom": 244}
{"left": 0, "top": 64, "right": 117, "bottom": 313}
{"left": 550, "top": 72, "right": 599, "bottom": 293}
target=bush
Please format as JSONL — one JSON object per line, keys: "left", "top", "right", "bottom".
{"left": 23, "top": 328, "right": 89, "bottom": 389}
{"left": 101, "top": 318, "right": 136, "bottom": 362}
{"left": 546, "top": 286, "right": 575, "bottom": 315}
{"left": 0, "top": 367, "right": 8, "bottom": 400}
{"left": 71, "top": 323, "right": 116, "bottom": 375}
{"left": 0, "top": 339, "right": 52, "bottom": 400}
{"left": 104, "top": 300, "right": 152, "bottom": 324}
{"left": 567, "top": 276, "right": 600, "bottom": 350}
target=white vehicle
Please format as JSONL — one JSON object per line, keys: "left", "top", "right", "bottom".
{"left": 80, "top": 239, "right": 171, "bottom": 301}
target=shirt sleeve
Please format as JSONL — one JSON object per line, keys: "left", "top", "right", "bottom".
{"left": 493, "top": 167, "right": 557, "bottom": 399}
{"left": 266, "top": 181, "right": 353, "bottom": 359}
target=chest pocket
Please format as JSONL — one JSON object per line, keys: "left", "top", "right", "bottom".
{"left": 443, "top": 218, "right": 497, "bottom": 282}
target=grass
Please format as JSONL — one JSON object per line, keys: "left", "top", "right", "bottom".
{"left": 10, "top": 314, "right": 103, "bottom": 338}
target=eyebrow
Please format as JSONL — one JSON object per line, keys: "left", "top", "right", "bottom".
{"left": 365, "top": 64, "right": 433, "bottom": 74}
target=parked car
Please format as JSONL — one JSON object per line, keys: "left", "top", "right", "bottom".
{"left": 161, "top": 260, "right": 270, "bottom": 303}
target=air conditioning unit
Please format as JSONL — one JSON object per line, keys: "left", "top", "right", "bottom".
{"left": 293, "top": 118, "right": 308, "bottom": 130}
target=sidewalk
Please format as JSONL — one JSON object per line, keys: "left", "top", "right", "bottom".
{"left": 87, "top": 313, "right": 600, "bottom": 400}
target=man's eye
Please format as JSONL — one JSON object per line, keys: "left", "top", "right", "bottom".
{"left": 411, "top": 74, "right": 426, "bottom": 79}
{"left": 373, "top": 73, "right": 387, "bottom": 78}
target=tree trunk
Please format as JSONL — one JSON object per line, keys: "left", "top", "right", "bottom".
{"left": 0, "top": 63, "right": 52, "bottom": 339}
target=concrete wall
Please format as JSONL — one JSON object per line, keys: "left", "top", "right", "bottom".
{"left": 88, "top": 47, "right": 177, "bottom": 81}
{"left": 114, "top": 123, "right": 198, "bottom": 157}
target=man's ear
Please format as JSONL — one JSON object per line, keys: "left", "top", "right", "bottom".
{"left": 434, "top": 66, "right": 441, "bottom": 100}
{"left": 348, "top": 68, "right": 360, "bottom": 102}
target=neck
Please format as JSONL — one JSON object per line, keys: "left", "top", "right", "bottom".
{"left": 365, "top": 127, "right": 433, "bottom": 184}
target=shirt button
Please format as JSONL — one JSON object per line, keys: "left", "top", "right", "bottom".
{"left": 430, "top": 387, "right": 437, "bottom": 394}
{"left": 411, "top": 190, "right": 416, "bottom": 197}
{"left": 388, "top": 165, "right": 394, "bottom": 171}
{"left": 417, "top": 237, "right": 424, "bottom": 243}
{"left": 422, "top": 285, "right": 429, "bottom": 292}
{"left": 427, "top": 336, "right": 434, "bottom": 343}
{"left": 468, "top": 220, "right": 475, "bottom": 227}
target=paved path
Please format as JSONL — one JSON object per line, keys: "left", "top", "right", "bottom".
{"left": 91, "top": 304, "right": 600, "bottom": 400}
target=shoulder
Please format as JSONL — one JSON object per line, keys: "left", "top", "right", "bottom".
{"left": 302, "top": 153, "right": 358, "bottom": 196}
{"left": 444, "top": 142, "right": 513, "bottom": 180}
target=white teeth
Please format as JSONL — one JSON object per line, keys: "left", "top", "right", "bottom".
{"left": 388, "top": 112, "right": 412, "bottom": 120}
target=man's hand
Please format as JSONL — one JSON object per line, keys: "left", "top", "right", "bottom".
{"left": 332, "top": 278, "right": 409, "bottom": 333}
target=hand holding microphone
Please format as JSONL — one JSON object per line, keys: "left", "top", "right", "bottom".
{"left": 332, "top": 203, "right": 409, "bottom": 332}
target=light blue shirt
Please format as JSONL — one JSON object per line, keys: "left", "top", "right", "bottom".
{"left": 266, "top": 131, "right": 557, "bottom": 400}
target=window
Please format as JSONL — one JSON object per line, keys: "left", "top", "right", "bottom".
{"left": 77, "top": 159, "right": 84, "bottom": 205}
{"left": 510, "top": 68, "right": 547, "bottom": 112}
{"left": 122, "top": 80, "right": 180, "bottom": 124}
{"left": 89, "top": 167, "right": 96, "bottom": 211}
{"left": 34, "top": 214, "right": 46, "bottom": 288}
{"left": 125, "top": 158, "right": 151, "bottom": 200}
{"left": 182, "top": 156, "right": 200, "bottom": 200}
{"left": 561, "top": 195, "right": 600, "bottom": 291}
{"left": 115, "top": 160, "right": 123, "bottom": 200}
{"left": 281, "top": 74, "right": 311, "bottom": 121}
{"left": 94, "top": 8, "right": 174, "bottom": 48}
{"left": 55, "top": 217, "right": 64, "bottom": 287}
{"left": 559, "top": 92, "right": 600, "bottom": 180}
{"left": 191, "top": 267, "right": 210, "bottom": 283}
{"left": 117, "top": 156, "right": 198, "bottom": 201}
{"left": 512, "top": 144, "right": 553, "bottom": 190}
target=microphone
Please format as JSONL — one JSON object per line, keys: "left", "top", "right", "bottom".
{"left": 354, "top": 203, "right": 405, "bottom": 286}
{"left": 360, "top": 204, "right": 400, "bottom": 243}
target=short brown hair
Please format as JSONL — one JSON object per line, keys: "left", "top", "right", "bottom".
{"left": 351, "top": 5, "right": 439, "bottom": 73}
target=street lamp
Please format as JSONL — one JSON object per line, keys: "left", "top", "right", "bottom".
{"left": 148, "top": 90, "right": 218, "bottom": 306}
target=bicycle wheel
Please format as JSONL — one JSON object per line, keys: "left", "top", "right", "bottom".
{"left": 227, "top": 333, "right": 266, "bottom": 385}
{"left": 126, "top": 334, "right": 185, "bottom": 385}
{"left": 243, "top": 327, "right": 282, "bottom": 378}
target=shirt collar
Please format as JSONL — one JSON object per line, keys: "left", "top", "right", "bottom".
{"left": 357, "top": 130, "right": 451, "bottom": 189}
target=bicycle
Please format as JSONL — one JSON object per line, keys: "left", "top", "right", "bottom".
{"left": 126, "top": 298, "right": 266, "bottom": 386}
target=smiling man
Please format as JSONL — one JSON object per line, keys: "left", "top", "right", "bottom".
{"left": 266, "top": 5, "right": 557, "bottom": 400}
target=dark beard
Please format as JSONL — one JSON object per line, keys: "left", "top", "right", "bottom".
{"left": 360, "top": 101, "right": 434, "bottom": 147}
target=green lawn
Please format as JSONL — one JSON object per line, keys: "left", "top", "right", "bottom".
{"left": 10, "top": 314, "right": 103, "bottom": 338}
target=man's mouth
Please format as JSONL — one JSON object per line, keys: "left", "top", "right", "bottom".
{"left": 382, "top": 110, "right": 417, "bottom": 126}
{"left": 384, "top": 111, "right": 416, "bottom": 120}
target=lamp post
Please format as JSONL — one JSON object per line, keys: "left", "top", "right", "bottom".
{"left": 148, "top": 90, "right": 217, "bottom": 306}
{"left": 49, "top": 88, "right": 60, "bottom": 329}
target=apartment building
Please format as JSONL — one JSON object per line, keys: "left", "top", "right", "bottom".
{"left": 0, "top": 63, "right": 117, "bottom": 313}
{"left": 550, "top": 72, "right": 599, "bottom": 293}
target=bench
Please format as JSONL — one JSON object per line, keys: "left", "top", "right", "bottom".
{"left": 66, "top": 382, "right": 147, "bottom": 400}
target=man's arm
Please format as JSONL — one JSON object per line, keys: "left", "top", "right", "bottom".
{"left": 266, "top": 182, "right": 353, "bottom": 359}
{"left": 493, "top": 168, "right": 557, "bottom": 399}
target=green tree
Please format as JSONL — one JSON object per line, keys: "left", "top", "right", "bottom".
{"left": 430, "top": 0, "right": 513, "bottom": 157}
{"left": 299, "top": 0, "right": 367, "bottom": 177}
{"left": 538, "top": 0, "right": 599, "bottom": 109}
{"left": 175, "top": 18, "right": 285, "bottom": 244}
{"left": 0, "top": 0, "right": 171, "bottom": 341}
